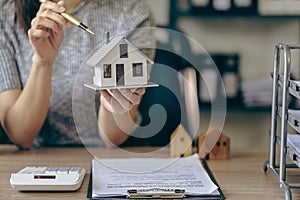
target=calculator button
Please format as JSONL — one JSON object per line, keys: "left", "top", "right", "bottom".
{"left": 18, "top": 167, "right": 36, "bottom": 174}
{"left": 33, "top": 167, "right": 47, "bottom": 174}
{"left": 45, "top": 167, "right": 59, "bottom": 174}
{"left": 69, "top": 167, "right": 81, "bottom": 174}
{"left": 57, "top": 167, "right": 70, "bottom": 174}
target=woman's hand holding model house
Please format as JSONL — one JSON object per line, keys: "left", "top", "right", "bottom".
{"left": 100, "top": 88, "right": 145, "bottom": 115}
{"left": 98, "top": 87, "right": 146, "bottom": 147}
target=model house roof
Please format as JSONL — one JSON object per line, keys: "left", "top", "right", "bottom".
{"left": 86, "top": 35, "right": 154, "bottom": 67}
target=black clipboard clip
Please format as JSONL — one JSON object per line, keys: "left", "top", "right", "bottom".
{"left": 127, "top": 188, "right": 186, "bottom": 199}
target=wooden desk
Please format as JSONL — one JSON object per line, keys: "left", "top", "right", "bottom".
{"left": 1, "top": 145, "right": 300, "bottom": 199}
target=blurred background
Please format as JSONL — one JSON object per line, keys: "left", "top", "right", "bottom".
{"left": 142, "top": 0, "right": 300, "bottom": 149}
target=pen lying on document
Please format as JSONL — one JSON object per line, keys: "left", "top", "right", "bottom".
{"left": 39, "top": 0, "right": 94, "bottom": 35}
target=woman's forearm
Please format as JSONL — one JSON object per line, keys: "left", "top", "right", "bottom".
{"left": 98, "top": 104, "right": 138, "bottom": 148}
{"left": 3, "top": 59, "right": 52, "bottom": 149}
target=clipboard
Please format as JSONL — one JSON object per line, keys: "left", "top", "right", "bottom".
{"left": 86, "top": 159, "right": 225, "bottom": 200}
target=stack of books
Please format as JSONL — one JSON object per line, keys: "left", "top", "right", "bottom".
{"left": 241, "top": 77, "right": 273, "bottom": 108}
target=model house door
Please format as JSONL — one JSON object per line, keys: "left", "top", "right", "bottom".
{"left": 116, "top": 64, "right": 124, "bottom": 85}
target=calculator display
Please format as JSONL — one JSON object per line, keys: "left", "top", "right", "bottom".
{"left": 34, "top": 175, "right": 56, "bottom": 179}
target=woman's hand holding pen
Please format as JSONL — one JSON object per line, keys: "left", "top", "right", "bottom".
{"left": 28, "top": 0, "right": 71, "bottom": 65}
{"left": 100, "top": 88, "right": 146, "bottom": 115}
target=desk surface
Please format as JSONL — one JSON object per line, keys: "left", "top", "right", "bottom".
{"left": 1, "top": 146, "right": 300, "bottom": 200}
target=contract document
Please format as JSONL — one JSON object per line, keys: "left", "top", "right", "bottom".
{"left": 92, "top": 154, "right": 219, "bottom": 198}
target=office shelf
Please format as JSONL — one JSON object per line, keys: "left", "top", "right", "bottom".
{"left": 170, "top": 0, "right": 300, "bottom": 25}
{"left": 263, "top": 44, "right": 300, "bottom": 200}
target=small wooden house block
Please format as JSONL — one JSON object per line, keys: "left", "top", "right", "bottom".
{"left": 170, "top": 124, "right": 193, "bottom": 157}
{"left": 86, "top": 32, "right": 154, "bottom": 87}
{"left": 198, "top": 128, "right": 230, "bottom": 160}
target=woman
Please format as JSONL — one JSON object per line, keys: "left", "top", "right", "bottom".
{"left": 0, "top": 0, "right": 154, "bottom": 149}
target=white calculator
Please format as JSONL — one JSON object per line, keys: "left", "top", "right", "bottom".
{"left": 10, "top": 166, "right": 86, "bottom": 191}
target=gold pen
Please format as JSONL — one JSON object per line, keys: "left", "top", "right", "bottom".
{"left": 39, "top": 0, "right": 94, "bottom": 35}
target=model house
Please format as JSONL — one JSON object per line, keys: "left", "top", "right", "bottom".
{"left": 198, "top": 128, "right": 230, "bottom": 160}
{"left": 170, "top": 124, "right": 193, "bottom": 158}
{"left": 86, "top": 33, "right": 154, "bottom": 88}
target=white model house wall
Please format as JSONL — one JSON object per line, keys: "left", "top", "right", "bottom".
{"left": 94, "top": 41, "right": 148, "bottom": 87}
{"left": 93, "top": 67, "right": 102, "bottom": 86}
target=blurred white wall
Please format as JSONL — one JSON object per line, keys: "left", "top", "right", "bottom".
{"left": 143, "top": 0, "right": 170, "bottom": 26}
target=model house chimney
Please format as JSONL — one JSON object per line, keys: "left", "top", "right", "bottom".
{"left": 106, "top": 31, "right": 110, "bottom": 44}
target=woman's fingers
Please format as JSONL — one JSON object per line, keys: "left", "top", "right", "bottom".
{"left": 108, "top": 89, "right": 133, "bottom": 112}
{"left": 31, "top": 16, "right": 62, "bottom": 33}
{"left": 39, "top": 10, "right": 68, "bottom": 27}
{"left": 130, "top": 88, "right": 146, "bottom": 95}
{"left": 100, "top": 88, "right": 146, "bottom": 114}
{"left": 38, "top": 0, "right": 66, "bottom": 15}
{"left": 119, "top": 88, "right": 145, "bottom": 105}
{"left": 33, "top": 0, "right": 70, "bottom": 31}
{"left": 100, "top": 90, "right": 127, "bottom": 114}
{"left": 28, "top": 29, "right": 50, "bottom": 38}
{"left": 100, "top": 90, "right": 114, "bottom": 113}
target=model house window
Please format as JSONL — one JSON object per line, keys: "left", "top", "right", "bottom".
{"left": 103, "top": 64, "right": 111, "bottom": 78}
{"left": 132, "top": 63, "right": 143, "bottom": 77}
{"left": 119, "top": 44, "right": 128, "bottom": 58}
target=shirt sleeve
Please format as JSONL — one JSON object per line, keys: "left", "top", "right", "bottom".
{"left": 0, "top": 46, "right": 22, "bottom": 92}
{"left": 0, "top": 1, "right": 22, "bottom": 93}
